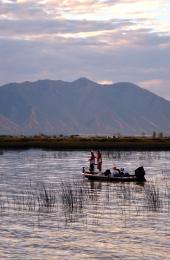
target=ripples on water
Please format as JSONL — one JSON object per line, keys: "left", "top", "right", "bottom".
{"left": 0, "top": 149, "right": 169, "bottom": 259}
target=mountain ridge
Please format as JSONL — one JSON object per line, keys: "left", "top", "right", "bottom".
{"left": 0, "top": 78, "right": 170, "bottom": 136}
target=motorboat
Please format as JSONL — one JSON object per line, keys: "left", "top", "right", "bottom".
{"left": 82, "top": 166, "right": 146, "bottom": 182}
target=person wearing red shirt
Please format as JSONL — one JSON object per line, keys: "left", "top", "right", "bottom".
{"left": 96, "top": 150, "right": 102, "bottom": 172}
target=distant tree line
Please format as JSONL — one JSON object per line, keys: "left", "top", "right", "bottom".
{"left": 152, "top": 131, "right": 164, "bottom": 139}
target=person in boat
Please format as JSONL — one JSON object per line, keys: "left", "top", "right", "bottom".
{"left": 120, "top": 168, "right": 131, "bottom": 177}
{"left": 120, "top": 168, "right": 125, "bottom": 176}
{"left": 89, "top": 151, "right": 96, "bottom": 172}
{"left": 96, "top": 150, "right": 102, "bottom": 172}
{"left": 112, "top": 166, "right": 121, "bottom": 177}
{"left": 114, "top": 167, "right": 130, "bottom": 177}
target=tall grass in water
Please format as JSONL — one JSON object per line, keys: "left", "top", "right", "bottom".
{"left": 144, "top": 183, "right": 161, "bottom": 211}
{"left": 60, "top": 180, "right": 99, "bottom": 214}
{"left": 3, "top": 180, "right": 96, "bottom": 214}
{"left": 0, "top": 179, "right": 169, "bottom": 227}
{"left": 10, "top": 182, "right": 57, "bottom": 212}
{"left": 36, "top": 183, "right": 57, "bottom": 210}
{"left": 60, "top": 182, "right": 74, "bottom": 212}
{"left": 120, "top": 183, "right": 132, "bottom": 202}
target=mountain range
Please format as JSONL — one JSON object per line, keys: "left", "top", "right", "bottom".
{"left": 0, "top": 78, "right": 170, "bottom": 136}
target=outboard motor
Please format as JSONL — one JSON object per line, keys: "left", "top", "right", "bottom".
{"left": 82, "top": 167, "right": 85, "bottom": 173}
{"left": 135, "top": 166, "right": 146, "bottom": 181}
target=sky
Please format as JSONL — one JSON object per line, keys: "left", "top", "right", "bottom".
{"left": 0, "top": 0, "right": 170, "bottom": 100}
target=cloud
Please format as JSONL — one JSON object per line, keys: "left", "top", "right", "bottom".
{"left": 98, "top": 80, "right": 113, "bottom": 85}
{"left": 0, "top": 18, "right": 133, "bottom": 39}
{"left": 0, "top": 0, "right": 170, "bottom": 100}
{"left": 140, "top": 80, "right": 170, "bottom": 101}
{"left": 0, "top": 30, "right": 169, "bottom": 83}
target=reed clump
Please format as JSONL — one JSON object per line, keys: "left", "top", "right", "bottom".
{"left": 36, "top": 183, "right": 57, "bottom": 210}
{"left": 144, "top": 183, "right": 161, "bottom": 211}
{"left": 1, "top": 180, "right": 96, "bottom": 214}
{"left": 8, "top": 182, "right": 57, "bottom": 212}
{"left": 0, "top": 179, "right": 169, "bottom": 224}
{"left": 60, "top": 180, "right": 99, "bottom": 214}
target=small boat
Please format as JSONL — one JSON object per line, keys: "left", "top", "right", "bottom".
{"left": 82, "top": 166, "right": 146, "bottom": 182}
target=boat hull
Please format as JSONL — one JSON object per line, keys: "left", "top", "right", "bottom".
{"left": 82, "top": 172, "right": 145, "bottom": 182}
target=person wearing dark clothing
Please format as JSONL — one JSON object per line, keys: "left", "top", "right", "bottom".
{"left": 89, "top": 152, "right": 95, "bottom": 172}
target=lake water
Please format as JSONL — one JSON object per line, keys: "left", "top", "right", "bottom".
{"left": 0, "top": 149, "right": 169, "bottom": 259}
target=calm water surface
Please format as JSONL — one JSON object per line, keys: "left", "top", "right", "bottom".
{"left": 0, "top": 149, "right": 169, "bottom": 260}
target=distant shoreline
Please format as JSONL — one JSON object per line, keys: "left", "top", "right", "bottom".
{"left": 1, "top": 136, "right": 170, "bottom": 151}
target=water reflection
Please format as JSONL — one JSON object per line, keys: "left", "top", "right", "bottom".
{"left": 0, "top": 178, "right": 169, "bottom": 227}
{"left": 0, "top": 150, "right": 170, "bottom": 259}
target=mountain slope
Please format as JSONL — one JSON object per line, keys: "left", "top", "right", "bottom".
{"left": 0, "top": 78, "right": 170, "bottom": 135}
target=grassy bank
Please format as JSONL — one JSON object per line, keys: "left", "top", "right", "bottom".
{"left": 1, "top": 135, "right": 170, "bottom": 150}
